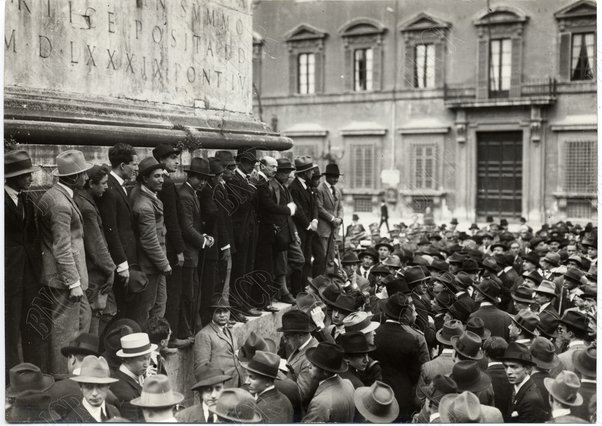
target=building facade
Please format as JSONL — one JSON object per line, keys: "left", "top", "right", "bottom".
{"left": 251, "top": 0, "right": 597, "bottom": 226}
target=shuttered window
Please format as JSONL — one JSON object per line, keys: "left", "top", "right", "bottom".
{"left": 354, "top": 48, "right": 373, "bottom": 91}
{"left": 571, "top": 32, "right": 595, "bottom": 81}
{"left": 298, "top": 53, "right": 316, "bottom": 94}
{"left": 412, "top": 144, "right": 438, "bottom": 190}
{"left": 414, "top": 43, "right": 435, "bottom": 88}
{"left": 350, "top": 144, "right": 374, "bottom": 189}
{"left": 489, "top": 38, "right": 512, "bottom": 97}
{"left": 564, "top": 140, "right": 597, "bottom": 192}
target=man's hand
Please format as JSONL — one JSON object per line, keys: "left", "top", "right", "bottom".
{"left": 177, "top": 252, "right": 185, "bottom": 267}
{"left": 310, "top": 219, "right": 318, "bottom": 232}
{"left": 287, "top": 202, "right": 297, "bottom": 216}
{"left": 69, "top": 286, "right": 84, "bottom": 302}
{"left": 310, "top": 307, "right": 326, "bottom": 330}
{"left": 295, "top": 232, "right": 301, "bottom": 245}
{"left": 117, "top": 268, "right": 130, "bottom": 284}
{"left": 334, "top": 217, "right": 343, "bottom": 226}
{"left": 163, "top": 265, "right": 173, "bottom": 276}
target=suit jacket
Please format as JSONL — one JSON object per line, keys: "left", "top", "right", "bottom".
{"left": 175, "top": 404, "right": 208, "bottom": 423}
{"left": 531, "top": 370, "right": 552, "bottom": 417}
{"left": 257, "top": 386, "right": 294, "bottom": 423}
{"left": 315, "top": 181, "right": 343, "bottom": 238}
{"left": 74, "top": 190, "right": 116, "bottom": 293}
{"left": 486, "top": 363, "right": 513, "bottom": 421}
{"left": 373, "top": 322, "right": 423, "bottom": 421}
{"left": 571, "top": 380, "right": 595, "bottom": 421}
{"left": 193, "top": 322, "right": 243, "bottom": 388}
{"left": 63, "top": 401, "right": 120, "bottom": 422}
{"left": 288, "top": 177, "right": 318, "bottom": 241}
{"left": 38, "top": 184, "right": 88, "bottom": 290}
{"left": 469, "top": 304, "right": 512, "bottom": 341}
{"left": 548, "top": 414, "right": 589, "bottom": 423}
{"left": 302, "top": 375, "right": 355, "bottom": 423}
{"left": 210, "top": 182, "right": 234, "bottom": 253}
{"left": 255, "top": 174, "right": 291, "bottom": 245}
{"left": 130, "top": 185, "right": 169, "bottom": 275}
{"left": 416, "top": 351, "right": 455, "bottom": 403}
{"left": 287, "top": 336, "right": 319, "bottom": 406}
{"left": 96, "top": 173, "right": 137, "bottom": 267}
{"left": 558, "top": 341, "right": 588, "bottom": 373}
{"left": 109, "top": 369, "right": 143, "bottom": 422}
{"left": 5, "top": 189, "right": 41, "bottom": 297}
{"left": 157, "top": 175, "right": 185, "bottom": 263}
{"left": 178, "top": 182, "right": 206, "bottom": 267}
{"left": 275, "top": 371, "right": 303, "bottom": 422}
{"left": 508, "top": 377, "right": 548, "bottom": 423}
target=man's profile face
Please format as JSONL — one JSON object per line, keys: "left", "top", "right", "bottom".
{"left": 143, "top": 169, "right": 164, "bottom": 192}
{"left": 162, "top": 153, "right": 180, "bottom": 173}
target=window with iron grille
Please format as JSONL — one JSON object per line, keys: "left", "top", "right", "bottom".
{"left": 571, "top": 32, "right": 595, "bottom": 81}
{"left": 566, "top": 199, "right": 594, "bottom": 219}
{"left": 414, "top": 43, "right": 435, "bottom": 89}
{"left": 489, "top": 38, "right": 512, "bottom": 97}
{"left": 411, "top": 144, "right": 438, "bottom": 190}
{"left": 411, "top": 197, "right": 434, "bottom": 213}
{"left": 564, "top": 140, "right": 597, "bottom": 192}
{"left": 298, "top": 53, "right": 316, "bottom": 94}
{"left": 354, "top": 196, "right": 373, "bottom": 213}
{"left": 350, "top": 144, "right": 375, "bottom": 189}
{"left": 354, "top": 48, "right": 373, "bottom": 91}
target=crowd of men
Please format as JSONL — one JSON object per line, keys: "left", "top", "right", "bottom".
{"left": 5, "top": 144, "right": 599, "bottom": 423}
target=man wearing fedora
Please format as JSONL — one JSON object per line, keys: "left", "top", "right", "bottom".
{"left": 338, "top": 331, "right": 379, "bottom": 389}
{"left": 529, "top": 336, "right": 561, "bottom": 417}
{"left": 534, "top": 280, "right": 559, "bottom": 316}
{"left": 450, "top": 360, "right": 495, "bottom": 406}
{"left": 176, "top": 362, "right": 230, "bottom": 422}
{"left": 38, "top": 149, "right": 94, "bottom": 375}
{"left": 130, "top": 374, "right": 183, "bottom": 422}
{"left": 469, "top": 277, "right": 512, "bottom": 340}
{"left": 315, "top": 163, "right": 344, "bottom": 274}
{"left": 177, "top": 157, "right": 215, "bottom": 340}
{"left": 557, "top": 310, "right": 590, "bottom": 372}
{"left": 243, "top": 350, "right": 294, "bottom": 423}
{"left": 545, "top": 371, "right": 587, "bottom": 423}
{"left": 110, "top": 332, "right": 157, "bottom": 421}
{"left": 437, "top": 391, "right": 503, "bottom": 422}
{"left": 288, "top": 155, "right": 320, "bottom": 296}
{"left": 208, "top": 388, "right": 263, "bottom": 423}
{"left": 501, "top": 342, "right": 548, "bottom": 422}
{"left": 303, "top": 342, "right": 355, "bottom": 422}
{"left": 483, "top": 336, "right": 513, "bottom": 420}
{"left": 4, "top": 149, "right": 45, "bottom": 372}
{"left": 571, "top": 345, "right": 595, "bottom": 421}
{"left": 193, "top": 296, "right": 244, "bottom": 388}
{"left": 64, "top": 356, "right": 121, "bottom": 422}
{"left": 414, "top": 374, "right": 458, "bottom": 423}
{"left": 509, "top": 309, "right": 540, "bottom": 346}
{"left": 355, "top": 380, "right": 399, "bottom": 423}
{"left": 96, "top": 143, "right": 139, "bottom": 320}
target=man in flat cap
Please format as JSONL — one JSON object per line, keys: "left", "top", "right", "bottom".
{"left": 38, "top": 150, "right": 94, "bottom": 375}
{"left": 4, "top": 149, "right": 45, "bottom": 372}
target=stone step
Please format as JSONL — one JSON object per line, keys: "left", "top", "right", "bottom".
{"left": 163, "top": 302, "right": 293, "bottom": 405}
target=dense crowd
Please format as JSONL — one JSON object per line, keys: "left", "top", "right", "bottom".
{"left": 4, "top": 144, "right": 598, "bottom": 423}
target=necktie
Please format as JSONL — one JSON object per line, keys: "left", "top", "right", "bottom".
{"left": 331, "top": 185, "right": 337, "bottom": 201}
{"left": 17, "top": 193, "right": 25, "bottom": 220}
{"left": 363, "top": 270, "right": 367, "bottom": 279}
{"left": 100, "top": 409, "right": 108, "bottom": 422}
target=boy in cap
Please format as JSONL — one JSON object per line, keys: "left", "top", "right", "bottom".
{"left": 38, "top": 150, "right": 94, "bottom": 375}
{"left": 176, "top": 363, "right": 230, "bottom": 422}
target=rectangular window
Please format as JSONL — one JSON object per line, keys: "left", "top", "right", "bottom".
{"left": 412, "top": 144, "right": 438, "bottom": 190}
{"left": 571, "top": 32, "right": 595, "bottom": 81}
{"left": 350, "top": 144, "right": 374, "bottom": 189}
{"left": 298, "top": 53, "right": 315, "bottom": 94}
{"left": 354, "top": 48, "right": 373, "bottom": 91}
{"left": 353, "top": 196, "right": 373, "bottom": 213}
{"left": 489, "top": 38, "right": 512, "bottom": 97}
{"left": 414, "top": 43, "right": 435, "bottom": 88}
{"left": 564, "top": 140, "right": 597, "bottom": 192}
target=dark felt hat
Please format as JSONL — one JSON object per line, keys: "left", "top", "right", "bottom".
{"left": 276, "top": 157, "right": 295, "bottom": 172}
{"left": 436, "top": 320, "right": 465, "bottom": 346}
{"left": 235, "top": 147, "right": 258, "bottom": 163}
{"left": 537, "top": 310, "right": 560, "bottom": 339}
{"left": 454, "top": 272, "right": 474, "bottom": 290}
{"left": 465, "top": 317, "right": 491, "bottom": 340}
{"left": 338, "top": 331, "right": 376, "bottom": 354}
{"left": 185, "top": 157, "right": 215, "bottom": 177}
{"left": 322, "top": 163, "right": 343, "bottom": 176}
{"left": 341, "top": 251, "right": 361, "bottom": 264}
{"left": 277, "top": 310, "right": 314, "bottom": 333}
{"left": 318, "top": 283, "right": 341, "bottom": 306}
{"left": 447, "top": 298, "right": 473, "bottom": 323}
{"left": 523, "top": 251, "right": 540, "bottom": 265}
{"left": 359, "top": 247, "right": 379, "bottom": 262}
{"left": 500, "top": 342, "right": 535, "bottom": 366}
{"left": 330, "top": 294, "right": 356, "bottom": 314}
{"left": 214, "top": 150, "right": 236, "bottom": 166}
{"left": 152, "top": 143, "right": 181, "bottom": 160}
{"left": 209, "top": 295, "right": 231, "bottom": 310}
{"left": 192, "top": 363, "right": 231, "bottom": 390}
{"left": 474, "top": 278, "right": 502, "bottom": 304}
{"left": 238, "top": 331, "right": 276, "bottom": 363}
{"left": 137, "top": 156, "right": 164, "bottom": 178}
{"left": 383, "top": 292, "right": 412, "bottom": 320}
{"left": 61, "top": 333, "right": 100, "bottom": 358}
{"left": 450, "top": 331, "right": 483, "bottom": 360}
{"left": 375, "top": 238, "right": 394, "bottom": 252}
{"left": 530, "top": 337, "right": 560, "bottom": 370}
{"left": 208, "top": 157, "right": 225, "bottom": 175}
{"left": 451, "top": 360, "right": 492, "bottom": 393}
{"left": 7, "top": 363, "right": 55, "bottom": 398}
{"left": 512, "top": 286, "right": 535, "bottom": 304}
{"left": 560, "top": 310, "right": 589, "bottom": 333}
{"left": 4, "top": 149, "right": 40, "bottom": 178}
{"left": 511, "top": 309, "right": 540, "bottom": 337}
{"left": 425, "top": 374, "right": 459, "bottom": 404}
{"left": 572, "top": 345, "right": 596, "bottom": 378}
{"left": 383, "top": 276, "right": 410, "bottom": 296}
{"left": 306, "top": 342, "right": 348, "bottom": 374}
{"left": 243, "top": 350, "right": 280, "bottom": 380}
{"left": 294, "top": 156, "right": 314, "bottom": 173}
{"left": 522, "top": 270, "right": 543, "bottom": 286}
{"left": 405, "top": 266, "right": 430, "bottom": 286}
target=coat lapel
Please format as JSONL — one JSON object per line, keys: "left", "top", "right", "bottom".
{"left": 513, "top": 377, "right": 533, "bottom": 406}
{"left": 210, "top": 323, "right": 235, "bottom": 352}
{"left": 108, "top": 174, "right": 131, "bottom": 212}
{"left": 5, "top": 191, "right": 20, "bottom": 219}
{"left": 55, "top": 184, "right": 84, "bottom": 223}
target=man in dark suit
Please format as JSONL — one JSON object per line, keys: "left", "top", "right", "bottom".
{"left": 372, "top": 293, "right": 423, "bottom": 422}
{"left": 253, "top": 156, "right": 297, "bottom": 311}
{"left": 110, "top": 333, "right": 156, "bottom": 422}
{"left": 178, "top": 158, "right": 215, "bottom": 338}
{"left": 4, "top": 150, "right": 45, "bottom": 372}
{"left": 469, "top": 278, "right": 512, "bottom": 340}
{"left": 96, "top": 143, "right": 139, "bottom": 321}
{"left": 175, "top": 363, "right": 230, "bottom": 422}
{"left": 153, "top": 144, "right": 187, "bottom": 344}
{"left": 64, "top": 356, "right": 121, "bottom": 422}
{"left": 38, "top": 150, "right": 93, "bottom": 375}
{"left": 484, "top": 336, "right": 513, "bottom": 421}
{"left": 571, "top": 345, "right": 595, "bottom": 421}
{"left": 224, "top": 147, "right": 261, "bottom": 317}
{"left": 501, "top": 342, "right": 548, "bottom": 422}
{"left": 289, "top": 156, "right": 319, "bottom": 296}
{"left": 244, "top": 351, "right": 294, "bottom": 423}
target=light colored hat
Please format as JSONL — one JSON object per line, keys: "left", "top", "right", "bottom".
{"left": 116, "top": 333, "right": 157, "bottom": 358}
{"left": 534, "top": 280, "right": 557, "bottom": 297}
{"left": 130, "top": 374, "right": 184, "bottom": 408}
{"left": 5, "top": 150, "right": 40, "bottom": 178}
{"left": 208, "top": 388, "right": 262, "bottom": 423}
{"left": 354, "top": 381, "right": 399, "bottom": 423}
{"left": 52, "top": 150, "right": 93, "bottom": 177}
{"left": 439, "top": 391, "right": 503, "bottom": 422}
{"left": 343, "top": 311, "right": 380, "bottom": 334}
{"left": 544, "top": 370, "right": 584, "bottom": 407}
{"left": 70, "top": 356, "right": 118, "bottom": 384}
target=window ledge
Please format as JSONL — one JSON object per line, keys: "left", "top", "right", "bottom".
{"left": 399, "top": 189, "right": 446, "bottom": 197}
{"left": 552, "top": 192, "right": 597, "bottom": 198}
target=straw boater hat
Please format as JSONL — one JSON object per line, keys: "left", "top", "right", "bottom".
{"left": 354, "top": 381, "right": 399, "bottom": 423}
{"left": 52, "top": 150, "right": 93, "bottom": 177}
{"left": 130, "top": 374, "right": 184, "bottom": 408}
{"left": 4, "top": 150, "right": 40, "bottom": 178}
{"left": 70, "top": 356, "right": 118, "bottom": 384}
{"left": 116, "top": 333, "right": 157, "bottom": 358}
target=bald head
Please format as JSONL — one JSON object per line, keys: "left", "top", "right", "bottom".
{"left": 260, "top": 156, "right": 278, "bottom": 178}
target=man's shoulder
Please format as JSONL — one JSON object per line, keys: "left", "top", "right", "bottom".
{"left": 175, "top": 404, "right": 205, "bottom": 422}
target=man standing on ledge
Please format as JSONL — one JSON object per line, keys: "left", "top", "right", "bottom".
{"left": 38, "top": 150, "right": 93, "bottom": 375}
{"left": 316, "top": 163, "right": 344, "bottom": 274}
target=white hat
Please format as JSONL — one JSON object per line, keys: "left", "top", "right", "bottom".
{"left": 116, "top": 333, "right": 157, "bottom": 358}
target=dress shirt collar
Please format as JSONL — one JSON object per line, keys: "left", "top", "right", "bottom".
{"left": 202, "top": 402, "right": 215, "bottom": 423}
{"left": 516, "top": 338, "right": 531, "bottom": 345}
{"left": 57, "top": 182, "right": 74, "bottom": 198}
{"left": 110, "top": 170, "right": 125, "bottom": 187}
{"left": 257, "top": 385, "right": 275, "bottom": 399}
{"left": 581, "top": 378, "right": 596, "bottom": 384}
{"left": 297, "top": 177, "right": 307, "bottom": 190}
{"left": 480, "top": 301, "right": 493, "bottom": 307}
{"left": 539, "top": 302, "right": 551, "bottom": 313}
{"left": 5, "top": 185, "right": 19, "bottom": 206}
{"left": 258, "top": 171, "right": 268, "bottom": 181}
{"left": 141, "top": 184, "right": 158, "bottom": 198}
{"left": 319, "top": 374, "right": 337, "bottom": 386}
{"left": 119, "top": 364, "right": 142, "bottom": 384}
{"left": 569, "top": 340, "right": 585, "bottom": 349}
{"left": 235, "top": 167, "right": 248, "bottom": 180}
{"left": 441, "top": 348, "right": 454, "bottom": 355}
{"left": 430, "top": 412, "right": 441, "bottom": 422}
{"left": 385, "top": 319, "right": 401, "bottom": 324}
{"left": 82, "top": 398, "right": 107, "bottom": 422}
{"left": 298, "top": 336, "right": 312, "bottom": 352}
{"left": 552, "top": 408, "right": 571, "bottom": 418}
{"left": 514, "top": 374, "right": 530, "bottom": 395}
{"left": 488, "top": 361, "right": 503, "bottom": 367}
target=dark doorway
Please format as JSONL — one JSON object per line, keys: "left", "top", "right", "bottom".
{"left": 476, "top": 131, "right": 523, "bottom": 220}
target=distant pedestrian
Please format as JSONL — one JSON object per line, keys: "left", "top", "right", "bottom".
{"left": 379, "top": 198, "right": 389, "bottom": 233}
